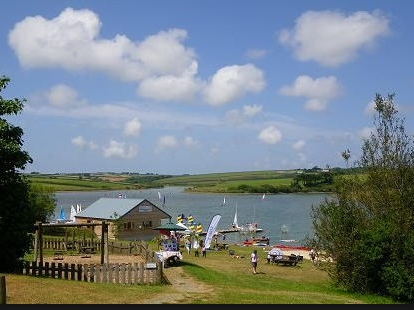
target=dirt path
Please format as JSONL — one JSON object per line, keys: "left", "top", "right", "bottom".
{"left": 144, "top": 266, "right": 215, "bottom": 304}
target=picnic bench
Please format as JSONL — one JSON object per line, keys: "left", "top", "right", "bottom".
{"left": 270, "top": 254, "right": 302, "bottom": 266}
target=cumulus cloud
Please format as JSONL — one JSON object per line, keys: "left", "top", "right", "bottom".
{"left": 279, "top": 75, "right": 342, "bottom": 111}
{"left": 278, "top": 9, "right": 390, "bottom": 67}
{"left": 258, "top": 125, "right": 282, "bottom": 144}
{"left": 243, "top": 104, "right": 263, "bottom": 117}
{"left": 29, "top": 84, "right": 87, "bottom": 110}
{"left": 183, "top": 136, "right": 199, "bottom": 148}
{"left": 103, "top": 139, "right": 138, "bottom": 159}
{"left": 225, "top": 104, "right": 263, "bottom": 124}
{"left": 8, "top": 8, "right": 202, "bottom": 102}
{"left": 124, "top": 117, "right": 142, "bottom": 137}
{"left": 155, "top": 135, "right": 178, "bottom": 153}
{"left": 9, "top": 8, "right": 268, "bottom": 106}
{"left": 71, "top": 135, "right": 98, "bottom": 150}
{"left": 203, "top": 64, "right": 266, "bottom": 106}
{"left": 293, "top": 139, "right": 306, "bottom": 150}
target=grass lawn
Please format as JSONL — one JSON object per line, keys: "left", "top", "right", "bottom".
{"left": 3, "top": 244, "right": 399, "bottom": 304}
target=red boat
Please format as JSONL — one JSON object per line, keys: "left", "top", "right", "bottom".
{"left": 242, "top": 236, "right": 270, "bottom": 246}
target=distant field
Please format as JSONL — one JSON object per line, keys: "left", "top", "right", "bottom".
{"left": 26, "top": 170, "right": 299, "bottom": 192}
{"left": 27, "top": 174, "right": 136, "bottom": 191}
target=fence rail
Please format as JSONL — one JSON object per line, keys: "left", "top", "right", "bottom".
{"left": 26, "top": 239, "right": 167, "bottom": 285}
{"left": 22, "top": 261, "right": 163, "bottom": 285}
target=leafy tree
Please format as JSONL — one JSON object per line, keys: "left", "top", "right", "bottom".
{"left": 309, "top": 93, "right": 414, "bottom": 302}
{"left": 28, "top": 183, "right": 56, "bottom": 226}
{"left": 0, "top": 75, "right": 33, "bottom": 271}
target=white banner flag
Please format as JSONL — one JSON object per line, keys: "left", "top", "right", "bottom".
{"left": 204, "top": 214, "right": 221, "bottom": 249}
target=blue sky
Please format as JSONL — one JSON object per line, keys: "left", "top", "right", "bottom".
{"left": 1, "top": 0, "right": 413, "bottom": 175}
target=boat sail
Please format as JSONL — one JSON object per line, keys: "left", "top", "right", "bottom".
{"left": 231, "top": 204, "right": 240, "bottom": 229}
{"left": 230, "top": 202, "right": 263, "bottom": 235}
{"left": 69, "top": 205, "right": 77, "bottom": 222}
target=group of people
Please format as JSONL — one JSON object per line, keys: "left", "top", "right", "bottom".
{"left": 185, "top": 238, "right": 206, "bottom": 257}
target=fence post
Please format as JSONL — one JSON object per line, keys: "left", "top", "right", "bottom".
{"left": 0, "top": 275, "right": 6, "bottom": 304}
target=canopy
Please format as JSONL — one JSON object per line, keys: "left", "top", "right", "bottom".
{"left": 153, "top": 222, "right": 188, "bottom": 231}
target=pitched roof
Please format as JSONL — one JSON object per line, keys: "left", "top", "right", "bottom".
{"left": 75, "top": 197, "right": 155, "bottom": 220}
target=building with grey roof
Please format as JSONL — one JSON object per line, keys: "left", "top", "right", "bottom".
{"left": 75, "top": 197, "right": 171, "bottom": 241}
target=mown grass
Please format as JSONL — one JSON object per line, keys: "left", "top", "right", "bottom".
{"left": 4, "top": 244, "right": 398, "bottom": 304}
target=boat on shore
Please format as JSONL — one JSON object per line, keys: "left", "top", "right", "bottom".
{"left": 242, "top": 235, "right": 270, "bottom": 246}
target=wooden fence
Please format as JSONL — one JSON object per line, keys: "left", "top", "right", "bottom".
{"left": 22, "top": 261, "right": 165, "bottom": 285}
{"left": 24, "top": 239, "right": 168, "bottom": 285}
{"left": 35, "top": 238, "right": 147, "bottom": 254}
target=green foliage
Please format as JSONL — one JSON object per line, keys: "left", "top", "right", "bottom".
{"left": 310, "top": 93, "right": 414, "bottom": 302}
{"left": 0, "top": 75, "right": 57, "bottom": 272}
{"left": 110, "top": 211, "right": 124, "bottom": 239}
{"left": 0, "top": 75, "right": 33, "bottom": 272}
{"left": 27, "top": 183, "right": 56, "bottom": 227}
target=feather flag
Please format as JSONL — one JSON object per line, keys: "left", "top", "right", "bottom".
{"left": 204, "top": 214, "right": 221, "bottom": 249}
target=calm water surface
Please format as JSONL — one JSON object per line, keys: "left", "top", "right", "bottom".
{"left": 55, "top": 187, "right": 332, "bottom": 245}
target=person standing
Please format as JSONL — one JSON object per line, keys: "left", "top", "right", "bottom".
{"left": 185, "top": 239, "right": 191, "bottom": 254}
{"left": 309, "top": 248, "right": 316, "bottom": 264}
{"left": 251, "top": 249, "right": 258, "bottom": 274}
{"left": 200, "top": 239, "right": 206, "bottom": 257}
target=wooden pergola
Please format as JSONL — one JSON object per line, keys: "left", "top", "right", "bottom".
{"left": 33, "top": 221, "right": 109, "bottom": 264}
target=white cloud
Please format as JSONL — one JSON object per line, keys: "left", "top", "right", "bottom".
{"left": 8, "top": 8, "right": 202, "bottom": 102}
{"left": 243, "top": 104, "right": 263, "bottom": 117}
{"left": 225, "top": 104, "right": 263, "bottom": 124}
{"left": 278, "top": 9, "right": 390, "bottom": 67}
{"left": 258, "top": 126, "right": 282, "bottom": 144}
{"left": 29, "top": 84, "right": 87, "bottom": 110}
{"left": 155, "top": 135, "right": 178, "bottom": 153}
{"left": 279, "top": 75, "right": 342, "bottom": 111}
{"left": 293, "top": 139, "right": 306, "bottom": 150}
{"left": 183, "top": 136, "right": 199, "bottom": 148}
{"left": 203, "top": 64, "right": 266, "bottom": 106}
{"left": 137, "top": 65, "right": 202, "bottom": 102}
{"left": 124, "top": 117, "right": 142, "bottom": 137}
{"left": 71, "top": 135, "right": 98, "bottom": 150}
{"left": 102, "top": 139, "right": 138, "bottom": 159}
{"left": 9, "top": 8, "right": 269, "bottom": 105}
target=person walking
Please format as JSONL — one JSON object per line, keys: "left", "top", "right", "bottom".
{"left": 251, "top": 249, "right": 258, "bottom": 274}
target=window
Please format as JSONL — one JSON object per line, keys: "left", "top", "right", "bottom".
{"left": 123, "top": 222, "right": 134, "bottom": 231}
{"left": 142, "top": 220, "right": 152, "bottom": 228}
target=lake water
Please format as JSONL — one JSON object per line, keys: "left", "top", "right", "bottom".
{"left": 54, "top": 187, "right": 332, "bottom": 246}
